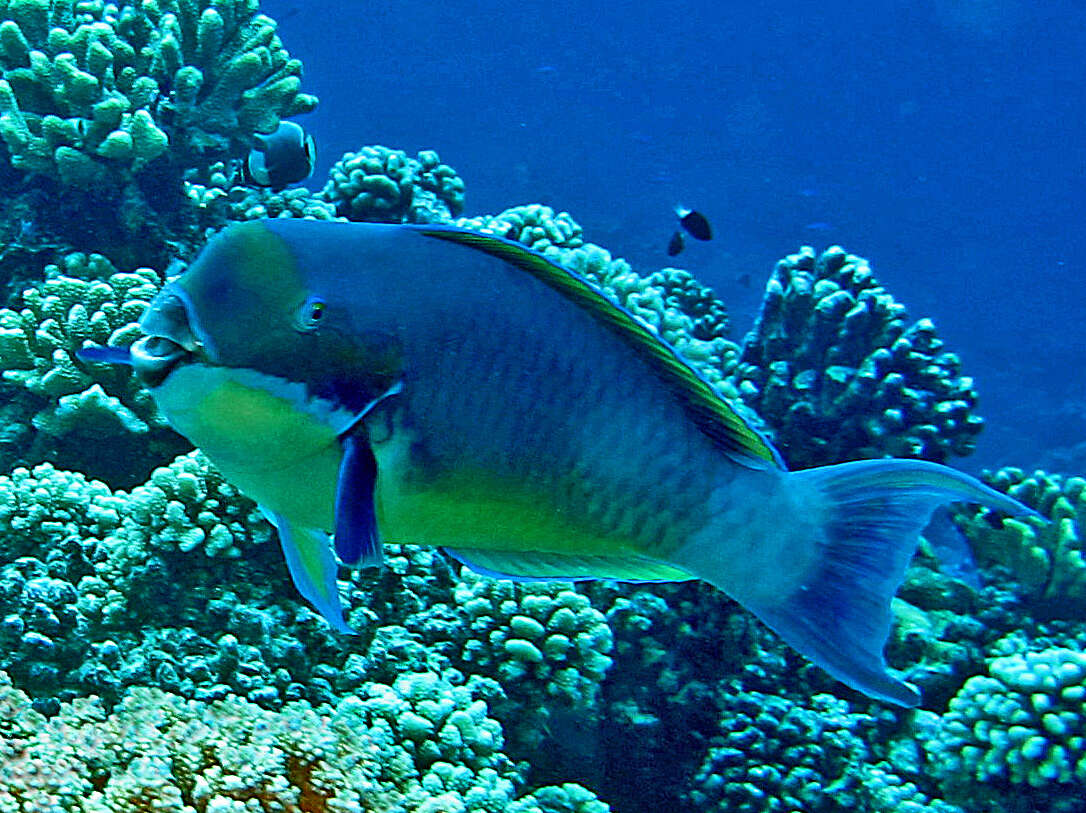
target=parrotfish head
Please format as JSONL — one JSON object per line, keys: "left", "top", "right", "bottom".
{"left": 133, "top": 221, "right": 403, "bottom": 435}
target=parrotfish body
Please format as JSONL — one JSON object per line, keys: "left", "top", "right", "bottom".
{"left": 93, "top": 220, "right": 1033, "bottom": 706}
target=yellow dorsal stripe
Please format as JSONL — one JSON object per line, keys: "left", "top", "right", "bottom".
{"left": 417, "top": 226, "right": 780, "bottom": 467}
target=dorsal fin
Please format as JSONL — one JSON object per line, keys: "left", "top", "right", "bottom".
{"left": 415, "top": 225, "right": 782, "bottom": 468}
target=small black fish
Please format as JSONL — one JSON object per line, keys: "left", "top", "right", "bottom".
{"left": 737, "top": 272, "right": 752, "bottom": 289}
{"left": 676, "top": 206, "right": 712, "bottom": 241}
{"left": 246, "top": 120, "right": 316, "bottom": 190}
{"left": 666, "top": 229, "right": 685, "bottom": 257}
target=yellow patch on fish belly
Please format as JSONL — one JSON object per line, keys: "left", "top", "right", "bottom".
{"left": 153, "top": 364, "right": 340, "bottom": 531}
{"left": 370, "top": 427, "right": 636, "bottom": 558}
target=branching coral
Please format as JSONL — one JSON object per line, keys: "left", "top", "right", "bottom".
{"left": 322, "top": 145, "right": 464, "bottom": 223}
{"left": 448, "top": 571, "right": 613, "bottom": 755}
{"left": 0, "top": 668, "right": 612, "bottom": 812}
{"left": 730, "top": 246, "right": 983, "bottom": 468}
{"left": 457, "top": 203, "right": 584, "bottom": 252}
{"left": 0, "top": 0, "right": 317, "bottom": 267}
{"left": 0, "top": 250, "right": 187, "bottom": 484}
{"left": 925, "top": 648, "right": 1086, "bottom": 806}
{"left": 954, "top": 468, "right": 1086, "bottom": 614}
{"left": 185, "top": 158, "right": 340, "bottom": 224}
{"left": 0, "top": 0, "right": 316, "bottom": 181}
{"left": 686, "top": 690, "right": 879, "bottom": 812}
{"left": 0, "top": 452, "right": 279, "bottom": 700}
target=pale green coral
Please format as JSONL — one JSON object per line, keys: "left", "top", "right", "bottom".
{"left": 124, "top": 450, "right": 271, "bottom": 559}
{"left": 927, "top": 648, "right": 1086, "bottom": 797}
{"left": 457, "top": 203, "right": 584, "bottom": 252}
{"left": 452, "top": 571, "right": 613, "bottom": 755}
{"left": 455, "top": 571, "right": 613, "bottom": 707}
{"left": 360, "top": 671, "right": 507, "bottom": 776}
{"left": 730, "top": 245, "right": 983, "bottom": 467}
{"left": 0, "top": 251, "right": 160, "bottom": 421}
{"left": 686, "top": 690, "right": 878, "bottom": 812}
{"left": 0, "top": 251, "right": 179, "bottom": 482}
{"left": 322, "top": 145, "right": 465, "bottom": 223}
{"left": 0, "top": 669, "right": 593, "bottom": 812}
{"left": 0, "top": 451, "right": 268, "bottom": 644}
{"left": 0, "top": 0, "right": 316, "bottom": 182}
{"left": 186, "top": 159, "right": 340, "bottom": 223}
{"left": 955, "top": 468, "right": 1086, "bottom": 611}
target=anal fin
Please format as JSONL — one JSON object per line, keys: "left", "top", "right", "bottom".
{"left": 444, "top": 547, "right": 695, "bottom": 583}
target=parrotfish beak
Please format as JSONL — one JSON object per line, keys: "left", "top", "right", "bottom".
{"left": 131, "top": 285, "right": 212, "bottom": 388}
{"left": 130, "top": 335, "right": 189, "bottom": 389}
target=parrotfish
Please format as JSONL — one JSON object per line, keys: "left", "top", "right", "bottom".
{"left": 245, "top": 121, "right": 316, "bottom": 190}
{"left": 81, "top": 220, "right": 1032, "bottom": 706}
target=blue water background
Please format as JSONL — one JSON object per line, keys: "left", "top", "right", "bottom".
{"left": 262, "top": 0, "right": 1086, "bottom": 474}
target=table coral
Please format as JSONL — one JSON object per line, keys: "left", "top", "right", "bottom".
{"left": 926, "top": 648, "right": 1086, "bottom": 806}
{"left": 730, "top": 245, "right": 983, "bottom": 467}
{"left": 954, "top": 467, "right": 1086, "bottom": 614}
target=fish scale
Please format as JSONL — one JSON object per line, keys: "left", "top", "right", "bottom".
{"left": 390, "top": 284, "right": 721, "bottom": 556}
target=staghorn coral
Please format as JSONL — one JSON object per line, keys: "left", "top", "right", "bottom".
{"left": 322, "top": 145, "right": 465, "bottom": 224}
{"left": 924, "top": 648, "right": 1086, "bottom": 806}
{"left": 730, "top": 245, "right": 983, "bottom": 468}
{"left": 954, "top": 467, "right": 1086, "bottom": 614}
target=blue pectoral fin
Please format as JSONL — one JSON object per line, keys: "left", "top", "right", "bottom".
{"left": 266, "top": 510, "right": 353, "bottom": 633}
{"left": 76, "top": 345, "right": 134, "bottom": 366}
{"left": 334, "top": 433, "right": 382, "bottom": 568}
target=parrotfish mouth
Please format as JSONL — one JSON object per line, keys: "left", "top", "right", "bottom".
{"left": 129, "top": 285, "right": 211, "bottom": 388}
{"left": 76, "top": 285, "right": 208, "bottom": 387}
{"left": 129, "top": 334, "right": 190, "bottom": 389}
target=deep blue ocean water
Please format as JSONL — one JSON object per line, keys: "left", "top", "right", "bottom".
{"left": 263, "top": 0, "right": 1086, "bottom": 476}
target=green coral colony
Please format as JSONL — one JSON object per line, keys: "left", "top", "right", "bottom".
{"left": 0, "top": 2, "right": 1078, "bottom": 812}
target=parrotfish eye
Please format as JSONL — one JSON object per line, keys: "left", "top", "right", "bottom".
{"left": 295, "top": 295, "right": 327, "bottom": 331}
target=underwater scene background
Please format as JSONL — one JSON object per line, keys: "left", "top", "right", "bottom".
{"left": 0, "top": 0, "right": 1083, "bottom": 811}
